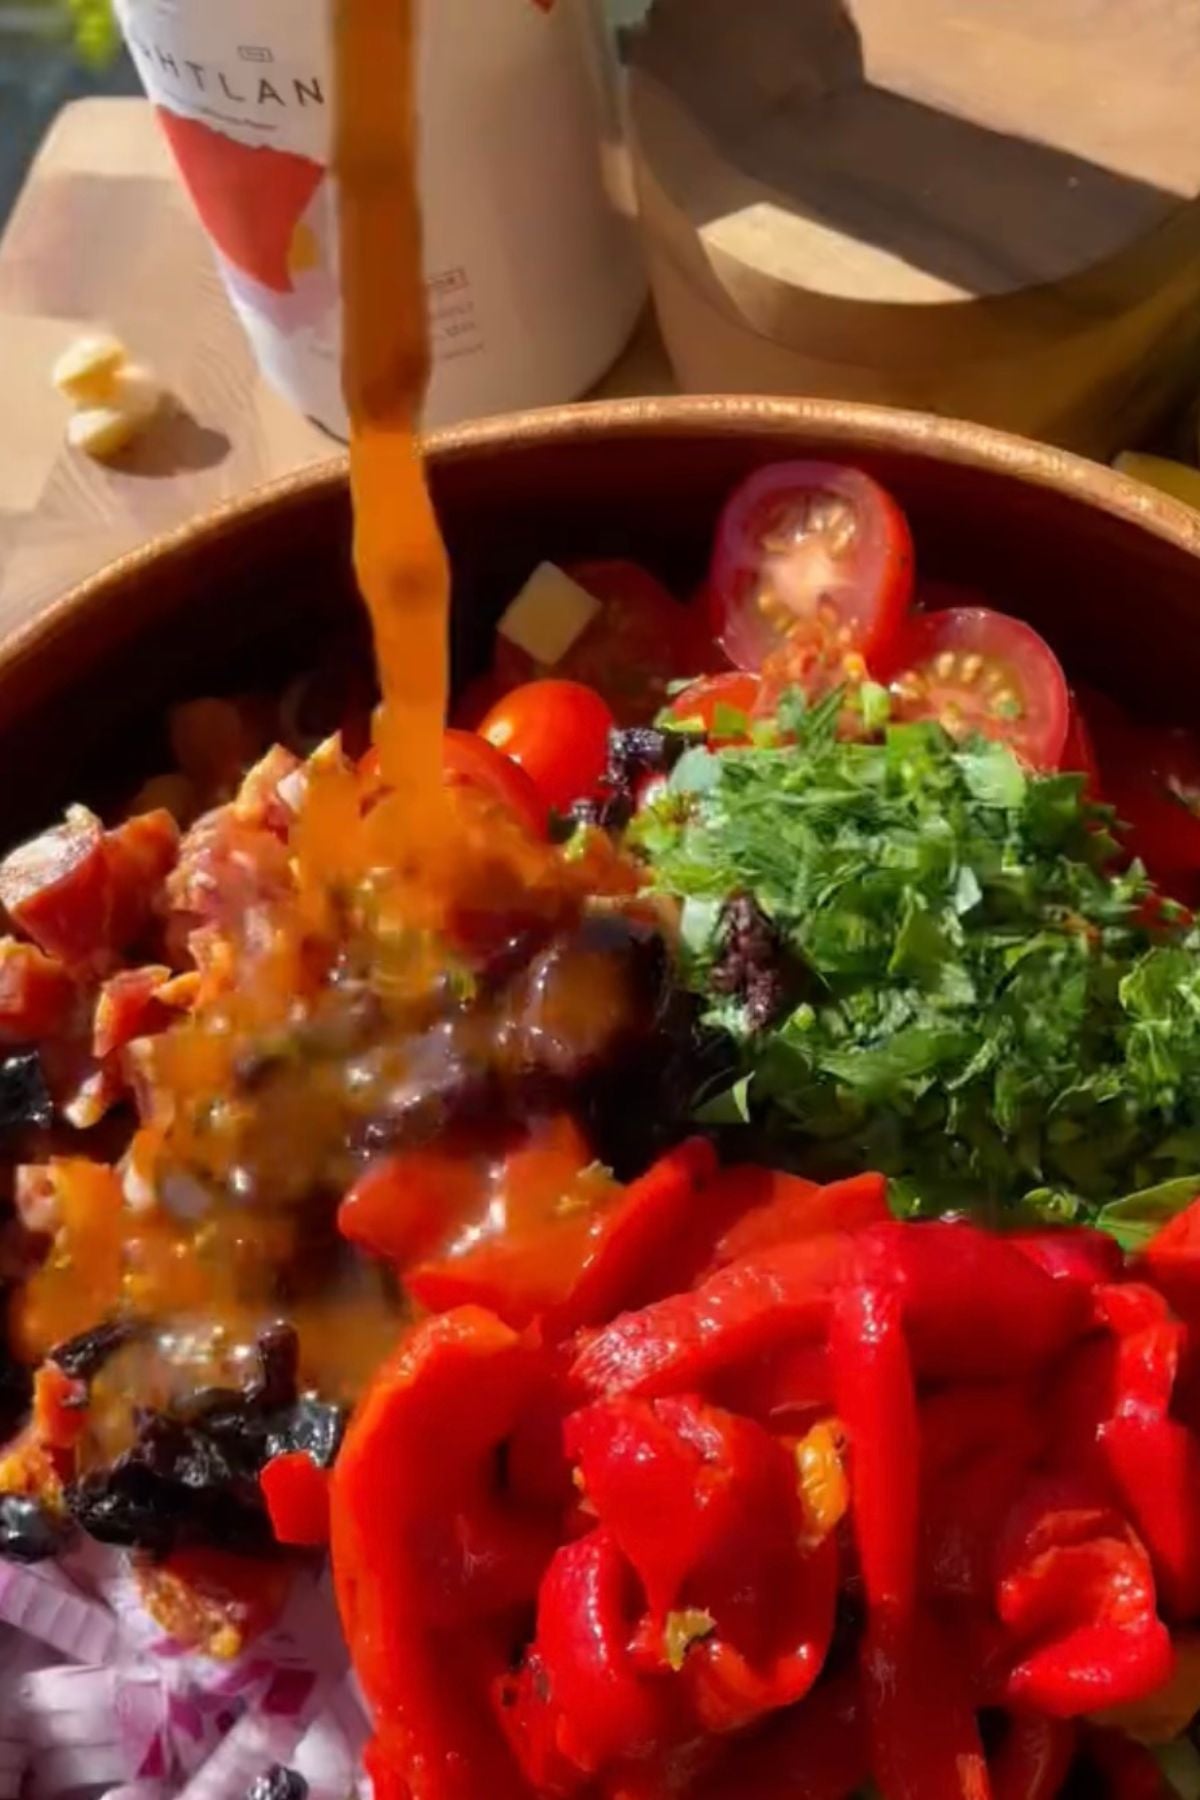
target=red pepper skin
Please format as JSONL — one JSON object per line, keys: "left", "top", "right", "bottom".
{"left": 565, "top": 1393, "right": 794, "bottom": 1624}
{"left": 1010, "top": 1227, "right": 1125, "bottom": 1289}
{"left": 572, "top": 1233, "right": 856, "bottom": 1398}
{"left": 1139, "top": 1195, "right": 1200, "bottom": 1324}
{"left": 259, "top": 1449, "right": 331, "bottom": 1548}
{"left": 862, "top": 1608, "right": 991, "bottom": 1800}
{"left": 410, "top": 1138, "right": 718, "bottom": 1337}
{"left": 534, "top": 1528, "right": 675, "bottom": 1775}
{"left": 1099, "top": 1414, "right": 1200, "bottom": 1619}
{"left": 995, "top": 1479, "right": 1175, "bottom": 1719}
{"left": 692, "top": 1667, "right": 869, "bottom": 1800}
{"left": 331, "top": 1308, "right": 554, "bottom": 1800}
{"left": 831, "top": 1283, "right": 918, "bottom": 1618}
{"left": 857, "top": 1222, "right": 1090, "bottom": 1380}
{"left": 919, "top": 1386, "right": 1048, "bottom": 1602}
{"left": 680, "top": 1529, "right": 837, "bottom": 1734}
{"left": 711, "top": 1339, "right": 833, "bottom": 1425}
{"left": 711, "top": 1171, "right": 889, "bottom": 1267}
{"left": 989, "top": 1716, "right": 1076, "bottom": 1800}
{"left": 1006, "top": 1619, "right": 1175, "bottom": 1719}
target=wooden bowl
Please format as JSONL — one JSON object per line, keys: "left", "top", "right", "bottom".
{"left": 2, "top": 395, "right": 1199, "bottom": 844}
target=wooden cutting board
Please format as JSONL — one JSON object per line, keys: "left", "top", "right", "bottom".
{"left": 0, "top": 97, "right": 669, "bottom": 633}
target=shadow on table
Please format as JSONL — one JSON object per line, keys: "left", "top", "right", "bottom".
{"left": 112, "top": 403, "right": 231, "bottom": 479}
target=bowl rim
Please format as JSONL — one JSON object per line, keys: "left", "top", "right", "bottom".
{"left": 6, "top": 393, "right": 1199, "bottom": 689}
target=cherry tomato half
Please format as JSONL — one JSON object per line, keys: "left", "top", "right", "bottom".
{"left": 478, "top": 680, "right": 615, "bottom": 816}
{"left": 442, "top": 730, "right": 550, "bottom": 839}
{"left": 878, "top": 607, "right": 1069, "bottom": 769}
{"left": 708, "top": 462, "right": 914, "bottom": 683}
{"left": 666, "top": 672, "right": 762, "bottom": 746}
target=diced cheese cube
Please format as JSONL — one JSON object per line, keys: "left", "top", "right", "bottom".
{"left": 498, "top": 561, "right": 602, "bottom": 667}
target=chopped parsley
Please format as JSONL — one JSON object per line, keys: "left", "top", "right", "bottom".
{"left": 634, "top": 690, "right": 1200, "bottom": 1223}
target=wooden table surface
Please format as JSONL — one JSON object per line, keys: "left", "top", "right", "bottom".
{"left": 0, "top": 97, "right": 672, "bottom": 631}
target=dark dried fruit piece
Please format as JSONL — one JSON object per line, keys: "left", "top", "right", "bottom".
{"left": 49, "top": 1318, "right": 140, "bottom": 1382}
{"left": 246, "top": 1765, "right": 308, "bottom": 1800}
{"left": 0, "top": 1494, "right": 70, "bottom": 1563}
{"left": 251, "top": 1322, "right": 299, "bottom": 1411}
{"left": 0, "top": 1051, "right": 53, "bottom": 1131}
{"left": 710, "top": 891, "right": 797, "bottom": 1030}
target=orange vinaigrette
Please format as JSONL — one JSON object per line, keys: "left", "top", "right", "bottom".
{"left": 10, "top": 0, "right": 646, "bottom": 1418}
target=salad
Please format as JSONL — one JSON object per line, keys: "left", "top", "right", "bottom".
{"left": 2, "top": 458, "right": 1200, "bottom": 1800}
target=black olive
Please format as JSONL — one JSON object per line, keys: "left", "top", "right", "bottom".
{"left": 246, "top": 1766, "right": 308, "bottom": 1800}
{"left": 0, "top": 1494, "right": 70, "bottom": 1563}
{"left": 0, "top": 1052, "right": 53, "bottom": 1131}
{"left": 48, "top": 1318, "right": 140, "bottom": 1382}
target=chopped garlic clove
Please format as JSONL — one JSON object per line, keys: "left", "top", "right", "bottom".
{"left": 52, "top": 332, "right": 127, "bottom": 405}
{"left": 66, "top": 364, "right": 163, "bottom": 462}
{"left": 499, "top": 561, "right": 602, "bottom": 666}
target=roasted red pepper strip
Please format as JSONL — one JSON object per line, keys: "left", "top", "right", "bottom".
{"left": 692, "top": 1667, "right": 868, "bottom": 1800}
{"left": 989, "top": 1716, "right": 1077, "bottom": 1800}
{"left": 1138, "top": 1194, "right": 1200, "bottom": 1323}
{"left": 996, "top": 1478, "right": 1175, "bottom": 1718}
{"left": 1099, "top": 1413, "right": 1200, "bottom": 1620}
{"left": 710, "top": 1171, "right": 888, "bottom": 1267}
{"left": 680, "top": 1529, "right": 838, "bottom": 1735}
{"left": 830, "top": 1282, "right": 918, "bottom": 1617}
{"left": 331, "top": 1308, "right": 555, "bottom": 1800}
{"left": 857, "top": 1222, "right": 1089, "bottom": 1379}
{"left": 259, "top": 1449, "right": 331, "bottom": 1548}
{"left": 1010, "top": 1227, "right": 1125, "bottom": 1289}
{"left": 567, "top": 1391, "right": 835, "bottom": 1734}
{"left": 410, "top": 1138, "right": 718, "bottom": 1336}
{"left": 862, "top": 1608, "right": 991, "bottom": 1800}
{"left": 566, "top": 1393, "right": 791, "bottom": 1623}
{"left": 572, "top": 1233, "right": 856, "bottom": 1398}
{"left": 532, "top": 1528, "right": 676, "bottom": 1775}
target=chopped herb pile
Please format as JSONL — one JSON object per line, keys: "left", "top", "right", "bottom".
{"left": 634, "top": 691, "right": 1200, "bottom": 1222}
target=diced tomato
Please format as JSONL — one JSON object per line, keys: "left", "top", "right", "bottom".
{"left": 666, "top": 673, "right": 762, "bottom": 746}
{"left": 709, "top": 463, "right": 913, "bottom": 684}
{"left": 560, "top": 560, "right": 713, "bottom": 725}
{"left": 260, "top": 1449, "right": 332, "bottom": 1547}
{"left": 33, "top": 1361, "right": 87, "bottom": 1451}
{"left": 103, "top": 808, "right": 181, "bottom": 948}
{"left": 233, "top": 744, "right": 304, "bottom": 836}
{"left": 0, "top": 939, "right": 75, "bottom": 1043}
{"left": 878, "top": 606, "right": 1070, "bottom": 769}
{"left": 0, "top": 810, "right": 111, "bottom": 966}
{"left": 92, "top": 964, "right": 177, "bottom": 1061}
{"left": 478, "top": 682, "right": 615, "bottom": 816}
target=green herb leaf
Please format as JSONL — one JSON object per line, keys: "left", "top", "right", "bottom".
{"left": 1095, "top": 1174, "right": 1200, "bottom": 1251}
{"left": 635, "top": 701, "right": 1200, "bottom": 1218}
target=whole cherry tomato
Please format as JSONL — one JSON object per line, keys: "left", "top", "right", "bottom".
{"left": 479, "top": 681, "right": 615, "bottom": 816}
